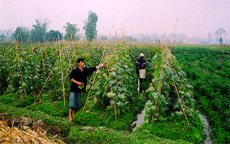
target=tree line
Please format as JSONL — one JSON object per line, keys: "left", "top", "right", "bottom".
{"left": 0, "top": 11, "right": 98, "bottom": 43}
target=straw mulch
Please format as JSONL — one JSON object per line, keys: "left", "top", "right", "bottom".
{"left": 0, "top": 120, "right": 65, "bottom": 144}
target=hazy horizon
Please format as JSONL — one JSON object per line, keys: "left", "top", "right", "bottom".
{"left": 1, "top": 0, "right": 230, "bottom": 39}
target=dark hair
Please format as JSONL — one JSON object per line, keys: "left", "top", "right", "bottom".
{"left": 77, "top": 58, "right": 84, "bottom": 63}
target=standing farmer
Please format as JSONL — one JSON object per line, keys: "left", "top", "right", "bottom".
{"left": 135, "top": 53, "right": 146, "bottom": 93}
{"left": 68, "top": 58, "right": 106, "bottom": 121}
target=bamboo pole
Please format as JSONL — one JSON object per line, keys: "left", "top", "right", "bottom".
{"left": 151, "top": 45, "right": 165, "bottom": 121}
{"left": 165, "top": 46, "right": 190, "bottom": 127}
{"left": 65, "top": 46, "right": 72, "bottom": 71}
{"left": 81, "top": 22, "right": 117, "bottom": 113}
{"left": 61, "top": 65, "right": 65, "bottom": 106}
{"left": 81, "top": 42, "right": 111, "bottom": 113}
{"left": 33, "top": 59, "right": 58, "bottom": 106}
{"left": 170, "top": 20, "right": 178, "bottom": 50}
{"left": 82, "top": 77, "right": 97, "bottom": 113}
{"left": 151, "top": 67, "right": 163, "bottom": 121}
{"left": 6, "top": 68, "right": 16, "bottom": 92}
{"left": 113, "top": 93, "right": 117, "bottom": 120}
{"left": 15, "top": 45, "right": 27, "bottom": 98}
{"left": 59, "top": 47, "right": 66, "bottom": 107}
{"left": 38, "top": 42, "right": 45, "bottom": 71}
{"left": 173, "top": 82, "right": 190, "bottom": 127}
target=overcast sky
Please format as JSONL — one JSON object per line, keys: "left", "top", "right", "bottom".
{"left": 1, "top": 0, "right": 230, "bottom": 38}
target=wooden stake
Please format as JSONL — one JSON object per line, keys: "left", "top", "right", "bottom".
{"left": 6, "top": 68, "right": 16, "bottom": 92}
{"left": 82, "top": 42, "right": 109, "bottom": 113}
{"left": 33, "top": 59, "right": 58, "bottom": 106}
{"left": 152, "top": 67, "right": 163, "bottom": 121}
{"left": 16, "top": 45, "right": 27, "bottom": 98}
{"left": 165, "top": 46, "right": 190, "bottom": 127}
{"left": 59, "top": 48, "right": 66, "bottom": 107}
{"left": 113, "top": 96, "right": 117, "bottom": 120}
{"left": 39, "top": 43, "right": 45, "bottom": 71}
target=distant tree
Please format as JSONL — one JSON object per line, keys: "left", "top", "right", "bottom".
{"left": 178, "top": 39, "right": 183, "bottom": 44}
{"left": 13, "top": 27, "right": 30, "bottom": 42}
{"left": 30, "top": 19, "right": 48, "bottom": 43}
{"left": 173, "top": 39, "right": 177, "bottom": 44}
{"left": 123, "top": 36, "right": 136, "bottom": 42}
{"left": 111, "top": 36, "right": 117, "bottom": 42}
{"left": 100, "top": 35, "right": 107, "bottom": 41}
{"left": 219, "top": 38, "right": 223, "bottom": 45}
{"left": 0, "top": 33, "right": 6, "bottom": 42}
{"left": 64, "top": 22, "right": 79, "bottom": 41}
{"left": 215, "top": 28, "right": 226, "bottom": 45}
{"left": 83, "top": 11, "right": 98, "bottom": 41}
{"left": 47, "top": 30, "right": 62, "bottom": 42}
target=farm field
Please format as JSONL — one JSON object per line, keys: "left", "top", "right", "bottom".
{"left": 0, "top": 42, "right": 229, "bottom": 143}
{"left": 173, "top": 45, "right": 230, "bottom": 143}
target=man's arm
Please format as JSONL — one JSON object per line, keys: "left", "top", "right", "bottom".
{"left": 86, "top": 67, "right": 97, "bottom": 75}
{"left": 135, "top": 59, "right": 140, "bottom": 69}
{"left": 70, "top": 78, "right": 83, "bottom": 86}
{"left": 69, "top": 69, "right": 83, "bottom": 86}
{"left": 86, "top": 63, "right": 105, "bottom": 75}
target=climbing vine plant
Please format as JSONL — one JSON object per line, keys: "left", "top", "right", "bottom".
{"left": 82, "top": 44, "right": 143, "bottom": 119}
{"left": 145, "top": 46, "right": 195, "bottom": 126}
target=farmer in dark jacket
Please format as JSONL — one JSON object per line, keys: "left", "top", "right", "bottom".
{"left": 68, "top": 58, "right": 106, "bottom": 121}
{"left": 135, "top": 53, "right": 146, "bottom": 93}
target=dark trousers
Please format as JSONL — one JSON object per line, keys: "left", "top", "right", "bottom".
{"left": 68, "top": 92, "right": 81, "bottom": 111}
{"left": 136, "top": 78, "right": 143, "bottom": 93}
{"left": 140, "top": 78, "right": 143, "bottom": 92}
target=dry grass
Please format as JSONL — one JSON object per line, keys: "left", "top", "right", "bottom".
{"left": 0, "top": 121, "right": 65, "bottom": 144}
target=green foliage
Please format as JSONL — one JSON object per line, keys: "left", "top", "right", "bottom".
{"left": 1, "top": 42, "right": 71, "bottom": 98}
{"left": 13, "top": 27, "right": 30, "bottom": 42}
{"left": 3, "top": 42, "right": 229, "bottom": 143}
{"left": 73, "top": 110, "right": 112, "bottom": 127}
{"left": 64, "top": 22, "right": 79, "bottom": 41}
{"left": 0, "top": 94, "right": 37, "bottom": 107}
{"left": 83, "top": 11, "right": 98, "bottom": 41}
{"left": 0, "top": 94, "right": 20, "bottom": 105}
{"left": 109, "top": 120, "right": 128, "bottom": 130}
{"left": 71, "top": 44, "right": 145, "bottom": 131}
{"left": 130, "top": 46, "right": 203, "bottom": 144}
{"left": 67, "top": 126, "right": 187, "bottom": 144}
{"left": 171, "top": 45, "right": 230, "bottom": 54}
{"left": 145, "top": 47, "right": 195, "bottom": 123}
{"left": 46, "top": 30, "right": 62, "bottom": 42}
{"left": 73, "top": 109, "right": 134, "bottom": 131}
{"left": 136, "top": 115, "right": 203, "bottom": 143}
{"left": 26, "top": 100, "right": 68, "bottom": 117}
{"left": 174, "top": 46, "right": 230, "bottom": 143}
{"left": 30, "top": 19, "right": 48, "bottom": 43}
{"left": 82, "top": 44, "right": 144, "bottom": 121}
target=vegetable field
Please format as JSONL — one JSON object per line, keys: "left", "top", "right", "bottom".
{"left": 173, "top": 45, "right": 230, "bottom": 143}
{"left": 0, "top": 41, "right": 229, "bottom": 143}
